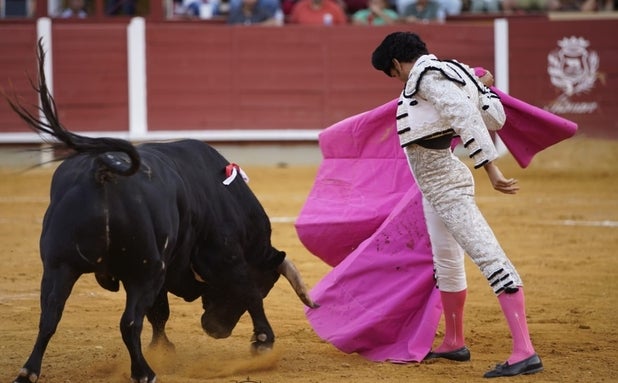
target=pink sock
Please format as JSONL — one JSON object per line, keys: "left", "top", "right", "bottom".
{"left": 497, "top": 288, "right": 536, "bottom": 364}
{"left": 434, "top": 289, "right": 467, "bottom": 353}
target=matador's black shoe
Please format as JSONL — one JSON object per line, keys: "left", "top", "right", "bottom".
{"left": 424, "top": 346, "right": 471, "bottom": 362}
{"left": 484, "top": 353, "right": 544, "bottom": 378}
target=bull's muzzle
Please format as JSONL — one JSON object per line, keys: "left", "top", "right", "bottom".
{"left": 201, "top": 312, "right": 233, "bottom": 339}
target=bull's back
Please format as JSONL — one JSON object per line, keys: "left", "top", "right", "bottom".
{"left": 40, "top": 140, "right": 271, "bottom": 277}
{"left": 141, "top": 140, "right": 269, "bottom": 229}
{"left": 140, "top": 140, "right": 276, "bottom": 267}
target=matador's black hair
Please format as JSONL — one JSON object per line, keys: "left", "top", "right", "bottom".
{"left": 371, "top": 32, "right": 429, "bottom": 77}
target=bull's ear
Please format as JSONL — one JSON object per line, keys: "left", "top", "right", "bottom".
{"left": 261, "top": 248, "right": 286, "bottom": 269}
{"left": 272, "top": 249, "right": 286, "bottom": 267}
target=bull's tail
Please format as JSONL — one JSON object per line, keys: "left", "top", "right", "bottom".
{"left": 4, "top": 38, "right": 140, "bottom": 176}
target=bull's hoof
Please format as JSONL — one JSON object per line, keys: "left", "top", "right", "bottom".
{"left": 131, "top": 375, "right": 157, "bottom": 383}
{"left": 250, "top": 332, "right": 274, "bottom": 355}
{"left": 130, "top": 366, "right": 157, "bottom": 383}
{"left": 14, "top": 368, "right": 38, "bottom": 383}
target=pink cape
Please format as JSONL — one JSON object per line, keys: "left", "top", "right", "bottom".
{"left": 474, "top": 67, "right": 578, "bottom": 168}
{"left": 296, "top": 85, "right": 577, "bottom": 362}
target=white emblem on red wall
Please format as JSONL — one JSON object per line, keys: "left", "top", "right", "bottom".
{"left": 546, "top": 36, "right": 599, "bottom": 114}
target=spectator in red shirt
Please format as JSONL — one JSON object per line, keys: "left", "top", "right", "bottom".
{"left": 289, "top": 0, "right": 348, "bottom": 24}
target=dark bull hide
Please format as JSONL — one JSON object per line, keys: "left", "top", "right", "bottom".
{"left": 6, "top": 39, "right": 318, "bottom": 383}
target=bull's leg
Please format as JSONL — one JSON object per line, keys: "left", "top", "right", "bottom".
{"left": 245, "top": 292, "right": 276, "bottom": 354}
{"left": 146, "top": 288, "right": 175, "bottom": 351}
{"left": 14, "top": 265, "right": 80, "bottom": 383}
{"left": 120, "top": 278, "right": 164, "bottom": 383}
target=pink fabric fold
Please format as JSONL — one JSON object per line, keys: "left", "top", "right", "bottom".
{"left": 473, "top": 67, "right": 578, "bottom": 168}
{"left": 493, "top": 88, "right": 578, "bottom": 168}
{"left": 296, "top": 100, "right": 412, "bottom": 267}
{"left": 305, "top": 185, "right": 442, "bottom": 362}
{"left": 298, "top": 99, "right": 440, "bottom": 362}
{"left": 296, "top": 78, "right": 577, "bottom": 362}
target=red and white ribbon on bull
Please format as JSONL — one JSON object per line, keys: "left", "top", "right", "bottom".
{"left": 223, "top": 163, "right": 249, "bottom": 185}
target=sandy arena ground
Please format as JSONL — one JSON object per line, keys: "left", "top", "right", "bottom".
{"left": 0, "top": 136, "right": 617, "bottom": 383}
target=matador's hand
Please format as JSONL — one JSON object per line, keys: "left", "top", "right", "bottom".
{"left": 479, "top": 71, "right": 495, "bottom": 87}
{"left": 484, "top": 162, "right": 519, "bottom": 194}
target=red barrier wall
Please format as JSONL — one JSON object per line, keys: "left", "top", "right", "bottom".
{"left": 508, "top": 18, "right": 617, "bottom": 139}
{"left": 145, "top": 24, "right": 493, "bottom": 132}
{"left": 52, "top": 22, "right": 130, "bottom": 132}
{"left": 0, "top": 22, "right": 493, "bottom": 137}
{"left": 0, "top": 23, "right": 39, "bottom": 132}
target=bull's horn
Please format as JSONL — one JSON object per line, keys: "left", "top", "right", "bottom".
{"left": 277, "top": 258, "right": 319, "bottom": 309}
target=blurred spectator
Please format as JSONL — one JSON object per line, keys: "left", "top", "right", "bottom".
{"left": 341, "top": 0, "right": 370, "bottom": 15}
{"left": 436, "top": 0, "right": 462, "bottom": 14}
{"left": 60, "top": 0, "right": 88, "bottom": 17}
{"left": 468, "top": 0, "right": 501, "bottom": 12}
{"left": 218, "top": 0, "right": 232, "bottom": 15}
{"left": 501, "top": 0, "right": 560, "bottom": 11}
{"left": 228, "top": 0, "right": 283, "bottom": 24}
{"left": 556, "top": 0, "right": 579, "bottom": 9}
{"left": 174, "top": 0, "right": 228, "bottom": 18}
{"left": 401, "top": 0, "right": 443, "bottom": 22}
{"left": 183, "top": 0, "right": 212, "bottom": 17}
{"left": 393, "top": 0, "right": 412, "bottom": 13}
{"left": 1, "top": 0, "right": 36, "bottom": 17}
{"left": 106, "top": 0, "right": 136, "bottom": 15}
{"left": 352, "top": 0, "right": 399, "bottom": 24}
{"left": 289, "top": 0, "right": 348, "bottom": 24}
{"left": 184, "top": 0, "right": 205, "bottom": 16}
{"left": 229, "top": 0, "right": 279, "bottom": 14}
{"left": 282, "top": 0, "right": 299, "bottom": 15}
{"left": 396, "top": 0, "right": 458, "bottom": 18}
{"left": 395, "top": 0, "right": 409, "bottom": 13}
{"left": 559, "top": 0, "right": 614, "bottom": 10}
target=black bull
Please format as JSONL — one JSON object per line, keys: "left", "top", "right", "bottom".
{"left": 5, "top": 41, "right": 318, "bottom": 383}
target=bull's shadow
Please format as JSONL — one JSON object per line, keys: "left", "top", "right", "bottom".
{"left": 5, "top": 39, "right": 318, "bottom": 383}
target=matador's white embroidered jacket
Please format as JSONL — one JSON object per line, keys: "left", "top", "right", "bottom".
{"left": 395, "top": 54, "right": 502, "bottom": 169}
